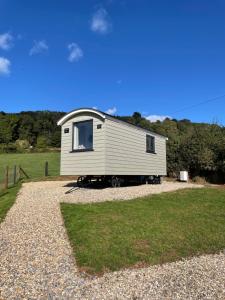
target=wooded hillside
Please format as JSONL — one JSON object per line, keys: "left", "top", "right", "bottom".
{"left": 0, "top": 110, "right": 225, "bottom": 182}
{"left": 0, "top": 111, "right": 65, "bottom": 151}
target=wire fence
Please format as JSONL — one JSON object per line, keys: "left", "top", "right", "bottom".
{"left": 0, "top": 165, "right": 21, "bottom": 192}
{"left": 0, "top": 161, "right": 51, "bottom": 193}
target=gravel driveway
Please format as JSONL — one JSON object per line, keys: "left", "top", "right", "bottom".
{"left": 61, "top": 180, "right": 203, "bottom": 203}
{"left": 0, "top": 181, "right": 224, "bottom": 299}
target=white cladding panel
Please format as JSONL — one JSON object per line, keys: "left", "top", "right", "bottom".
{"left": 105, "top": 118, "right": 167, "bottom": 175}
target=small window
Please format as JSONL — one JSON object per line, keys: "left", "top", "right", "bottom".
{"left": 73, "top": 120, "right": 93, "bottom": 151}
{"left": 146, "top": 135, "right": 155, "bottom": 153}
{"left": 64, "top": 128, "right": 69, "bottom": 134}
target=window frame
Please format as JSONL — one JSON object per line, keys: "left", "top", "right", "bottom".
{"left": 71, "top": 119, "right": 94, "bottom": 152}
{"left": 146, "top": 134, "right": 156, "bottom": 154}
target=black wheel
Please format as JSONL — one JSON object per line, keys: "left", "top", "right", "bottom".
{"left": 117, "top": 177, "right": 121, "bottom": 187}
{"left": 111, "top": 176, "right": 117, "bottom": 188}
{"left": 145, "top": 176, "right": 149, "bottom": 184}
{"left": 111, "top": 176, "right": 121, "bottom": 188}
{"left": 77, "top": 176, "right": 85, "bottom": 188}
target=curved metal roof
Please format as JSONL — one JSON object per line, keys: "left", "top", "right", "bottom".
{"left": 57, "top": 108, "right": 106, "bottom": 126}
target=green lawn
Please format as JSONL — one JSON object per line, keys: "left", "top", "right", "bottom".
{"left": 61, "top": 187, "right": 225, "bottom": 274}
{"left": 0, "top": 184, "right": 20, "bottom": 223}
{"left": 0, "top": 152, "right": 60, "bottom": 183}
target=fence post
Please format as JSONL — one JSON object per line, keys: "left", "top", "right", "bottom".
{"left": 5, "top": 166, "right": 9, "bottom": 189}
{"left": 45, "top": 161, "right": 48, "bottom": 177}
{"left": 13, "top": 165, "right": 17, "bottom": 185}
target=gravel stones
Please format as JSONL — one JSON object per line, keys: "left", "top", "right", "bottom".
{"left": 61, "top": 180, "right": 203, "bottom": 204}
{"left": 0, "top": 181, "right": 224, "bottom": 299}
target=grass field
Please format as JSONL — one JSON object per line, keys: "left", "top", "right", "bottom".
{"left": 0, "top": 184, "right": 21, "bottom": 223}
{"left": 61, "top": 187, "right": 225, "bottom": 274}
{"left": 0, "top": 152, "right": 60, "bottom": 184}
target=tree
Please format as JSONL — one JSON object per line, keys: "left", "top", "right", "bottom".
{"left": 36, "top": 136, "right": 48, "bottom": 149}
{"left": 132, "top": 112, "right": 142, "bottom": 125}
{"left": 18, "top": 114, "right": 35, "bottom": 144}
{"left": 0, "top": 117, "right": 12, "bottom": 144}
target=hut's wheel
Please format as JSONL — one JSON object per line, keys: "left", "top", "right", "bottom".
{"left": 77, "top": 176, "right": 85, "bottom": 188}
{"left": 111, "top": 176, "right": 121, "bottom": 188}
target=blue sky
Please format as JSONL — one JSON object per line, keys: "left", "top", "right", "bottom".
{"left": 1, "top": 0, "right": 225, "bottom": 123}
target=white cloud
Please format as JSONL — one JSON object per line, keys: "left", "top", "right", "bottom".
{"left": 0, "top": 33, "right": 13, "bottom": 50}
{"left": 117, "top": 79, "right": 122, "bottom": 85}
{"left": 105, "top": 107, "right": 117, "bottom": 115}
{"left": 91, "top": 8, "right": 112, "bottom": 34}
{"left": 145, "top": 115, "right": 171, "bottom": 122}
{"left": 0, "top": 57, "right": 11, "bottom": 75}
{"left": 29, "top": 40, "right": 48, "bottom": 56}
{"left": 68, "top": 43, "right": 83, "bottom": 62}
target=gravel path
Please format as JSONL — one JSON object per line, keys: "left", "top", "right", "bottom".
{"left": 74, "top": 252, "right": 225, "bottom": 300}
{"left": 62, "top": 180, "right": 203, "bottom": 203}
{"left": 0, "top": 181, "right": 224, "bottom": 299}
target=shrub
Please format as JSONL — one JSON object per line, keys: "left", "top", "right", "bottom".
{"left": 15, "top": 139, "right": 30, "bottom": 152}
{"left": 192, "top": 176, "right": 207, "bottom": 184}
{"left": 36, "top": 136, "right": 48, "bottom": 149}
{"left": 0, "top": 143, "right": 17, "bottom": 153}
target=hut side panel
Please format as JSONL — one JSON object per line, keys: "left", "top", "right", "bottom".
{"left": 105, "top": 118, "right": 167, "bottom": 175}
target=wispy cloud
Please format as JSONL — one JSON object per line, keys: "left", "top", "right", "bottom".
{"left": 90, "top": 8, "right": 112, "bottom": 34}
{"left": 0, "top": 57, "right": 11, "bottom": 75}
{"left": 68, "top": 43, "right": 83, "bottom": 62}
{"left": 105, "top": 107, "right": 117, "bottom": 115}
{"left": 117, "top": 79, "right": 122, "bottom": 85}
{"left": 29, "top": 40, "right": 48, "bottom": 56}
{"left": 145, "top": 115, "right": 171, "bottom": 122}
{"left": 0, "top": 33, "right": 13, "bottom": 50}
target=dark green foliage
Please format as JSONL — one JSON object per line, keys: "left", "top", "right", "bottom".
{"left": 0, "top": 111, "right": 65, "bottom": 151}
{"left": 61, "top": 187, "right": 225, "bottom": 274}
{"left": 0, "top": 117, "right": 13, "bottom": 144}
{"left": 36, "top": 136, "right": 48, "bottom": 149}
{"left": 132, "top": 112, "right": 142, "bottom": 125}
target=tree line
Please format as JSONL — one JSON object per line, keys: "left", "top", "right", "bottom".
{"left": 0, "top": 111, "right": 65, "bottom": 152}
{"left": 0, "top": 110, "right": 225, "bottom": 182}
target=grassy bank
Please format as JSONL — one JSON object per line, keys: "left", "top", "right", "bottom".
{"left": 61, "top": 187, "right": 225, "bottom": 274}
{"left": 0, "top": 184, "right": 21, "bottom": 223}
{"left": 0, "top": 152, "right": 60, "bottom": 182}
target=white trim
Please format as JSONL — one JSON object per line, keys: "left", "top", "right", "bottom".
{"left": 57, "top": 108, "right": 106, "bottom": 126}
